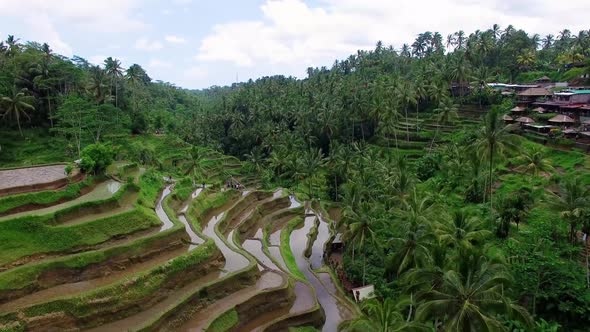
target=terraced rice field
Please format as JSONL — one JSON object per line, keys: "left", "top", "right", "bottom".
{"left": 0, "top": 161, "right": 357, "bottom": 331}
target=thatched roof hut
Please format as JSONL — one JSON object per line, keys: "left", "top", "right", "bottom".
{"left": 548, "top": 114, "right": 575, "bottom": 123}
{"left": 535, "top": 76, "right": 551, "bottom": 83}
{"left": 502, "top": 114, "right": 514, "bottom": 122}
{"left": 515, "top": 116, "right": 535, "bottom": 123}
{"left": 511, "top": 106, "right": 526, "bottom": 113}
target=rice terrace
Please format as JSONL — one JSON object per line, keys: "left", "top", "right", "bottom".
{"left": 2, "top": 1, "right": 590, "bottom": 331}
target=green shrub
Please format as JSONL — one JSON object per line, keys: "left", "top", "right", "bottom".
{"left": 415, "top": 153, "right": 441, "bottom": 181}
{"left": 79, "top": 143, "right": 114, "bottom": 174}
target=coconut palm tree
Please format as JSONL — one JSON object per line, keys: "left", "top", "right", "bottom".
{"left": 1, "top": 88, "right": 35, "bottom": 136}
{"left": 515, "top": 146, "right": 553, "bottom": 176}
{"left": 343, "top": 298, "right": 424, "bottom": 332}
{"left": 516, "top": 49, "right": 536, "bottom": 71}
{"left": 87, "top": 65, "right": 108, "bottom": 104}
{"left": 549, "top": 176, "right": 590, "bottom": 243}
{"left": 104, "top": 57, "right": 123, "bottom": 107}
{"left": 414, "top": 77, "right": 427, "bottom": 133}
{"left": 474, "top": 107, "right": 519, "bottom": 211}
{"left": 542, "top": 34, "right": 554, "bottom": 50}
{"left": 429, "top": 98, "right": 458, "bottom": 149}
{"left": 297, "top": 148, "right": 325, "bottom": 198}
{"left": 416, "top": 258, "right": 532, "bottom": 331}
{"left": 436, "top": 209, "right": 491, "bottom": 252}
{"left": 343, "top": 201, "right": 379, "bottom": 285}
{"left": 470, "top": 66, "right": 494, "bottom": 109}
{"left": 396, "top": 82, "right": 416, "bottom": 142}
{"left": 386, "top": 190, "right": 435, "bottom": 277}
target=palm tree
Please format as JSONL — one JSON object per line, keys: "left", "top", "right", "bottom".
{"left": 297, "top": 148, "right": 325, "bottom": 198}
{"left": 87, "top": 65, "right": 108, "bottom": 104}
{"left": 343, "top": 298, "right": 424, "bottom": 332}
{"left": 515, "top": 146, "right": 553, "bottom": 176}
{"left": 516, "top": 49, "right": 536, "bottom": 71}
{"left": 414, "top": 78, "right": 427, "bottom": 133}
{"left": 429, "top": 98, "right": 458, "bottom": 149}
{"left": 454, "top": 30, "right": 466, "bottom": 50}
{"left": 470, "top": 66, "right": 494, "bottom": 109}
{"left": 104, "top": 57, "right": 123, "bottom": 107}
{"left": 549, "top": 176, "right": 590, "bottom": 243}
{"left": 474, "top": 107, "right": 518, "bottom": 211}
{"left": 542, "top": 34, "right": 554, "bottom": 50}
{"left": 387, "top": 190, "right": 435, "bottom": 277}
{"left": 436, "top": 209, "right": 491, "bottom": 252}
{"left": 343, "top": 201, "right": 379, "bottom": 285}
{"left": 417, "top": 258, "right": 532, "bottom": 331}
{"left": 1, "top": 88, "right": 35, "bottom": 136}
{"left": 490, "top": 24, "right": 501, "bottom": 41}
{"left": 396, "top": 82, "right": 416, "bottom": 142}
{"left": 400, "top": 44, "right": 411, "bottom": 58}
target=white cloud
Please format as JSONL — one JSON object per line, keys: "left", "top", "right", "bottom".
{"left": 135, "top": 38, "right": 163, "bottom": 51}
{"left": 185, "top": 66, "right": 208, "bottom": 80}
{"left": 148, "top": 59, "right": 172, "bottom": 68}
{"left": 88, "top": 55, "right": 108, "bottom": 66}
{"left": 24, "top": 13, "right": 72, "bottom": 57}
{"left": 196, "top": 0, "right": 590, "bottom": 76}
{"left": 165, "top": 35, "right": 187, "bottom": 44}
{"left": 0, "top": 0, "right": 145, "bottom": 32}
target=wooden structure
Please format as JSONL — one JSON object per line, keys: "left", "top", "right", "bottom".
{"left": 352, "top": 285, "right": 375, "bottom": 302}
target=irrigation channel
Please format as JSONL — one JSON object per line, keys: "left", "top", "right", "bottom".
{"left": 0, "top": 174, "right": 357, "bottom": 331}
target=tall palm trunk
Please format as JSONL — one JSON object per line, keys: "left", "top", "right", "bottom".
{"left": 430, "top": 127, "right": 440, "bottom": 150}
{"left": 362, "top": 244, "right": 367, "bottom": 286}
{"left": 405, "top": 106, "right": 410, "bottom": 142}
{"left": 489, "top": 146, "right": 494, "bottom": 212}
{"left": 415, "top": 102, "right": 419, "bottom": 134}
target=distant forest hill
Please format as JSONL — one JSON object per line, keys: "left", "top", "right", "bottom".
{"left": 0, "top": 25, "right": 589, "bottom": 157}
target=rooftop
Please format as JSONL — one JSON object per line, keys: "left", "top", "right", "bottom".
{"left": 518, "top": 87, "right": 551, "bottom": 97}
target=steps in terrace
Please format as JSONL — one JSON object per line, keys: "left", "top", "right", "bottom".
{"left": 0, "top": 158, "right": 357, "bottom": 331}
{"left": 0, "top": 179, "right": 123, "bottom": 222}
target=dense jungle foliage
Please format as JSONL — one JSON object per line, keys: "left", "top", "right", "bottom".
{"left": 2, "top": 24, "right": 590, "bottom": 331}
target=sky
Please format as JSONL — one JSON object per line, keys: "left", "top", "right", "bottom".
{"left": 0, "top": 0, "right": 588, "bottom": 89}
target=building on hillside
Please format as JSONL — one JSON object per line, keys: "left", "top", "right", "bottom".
{"left": 532, "top": 90, "right": 590, "bottom": 123}
{"left": 535, "top": 76, "right": 551, "bottom": 84}
{"left": 553, "top": 90, "right": 590, "bottom": 104}
{"left": 517, "top": 87, "right": 552, "bottom": 107}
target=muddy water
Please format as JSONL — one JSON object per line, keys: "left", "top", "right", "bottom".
{"left": 85, "top": 191, "right": 254, "bottom": 332}
{"left": 310, "top": 213, "right": 330, "bottom": 270}
{"left": 178, "top": 188, "right": 205, "bottom": 250}
{"left": 272, "top": 189, "right": 283, "bottom": 199}
{"left": 0, "top": 180, "right": 122, "bottom": 222}
{"left": 269, "top": 229, "right": 281, "bottom": 246}
{"left": 0, "top": 246, "right": 187, "bottom": 312}
{"left": 289, "top": 195, "right": 302, "bottom": 208}
{"left": 156, "top": 185, "right": 175, "bottom": 232}
{"left": 242, "top": 239, "right": 279, "bottom": 270}
{"left": 178, "top": 271, "right": 284, "bottom": 332}
{"left": 202, "top": 213, "right": 249, "bottom": 276}
{"left": 290, "top": 215, "right": 351, "bottom": 332}
{"left": 267, "top": 246, "right": 288, "bottom": 271}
